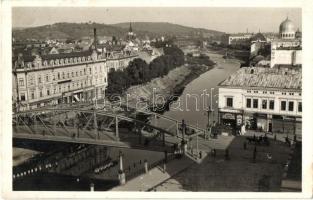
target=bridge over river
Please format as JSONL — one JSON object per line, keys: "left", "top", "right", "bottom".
{"left": 13, "top": 106, "right": 207, "bottom": 153}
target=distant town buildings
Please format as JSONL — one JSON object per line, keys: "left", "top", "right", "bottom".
{"left": 218, "top": 67, "right": 302, "bottom": 135}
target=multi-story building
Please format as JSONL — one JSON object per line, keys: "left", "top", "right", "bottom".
{"left": 96, "top": 43, "right": 138, "bottom": 71}
{"left": 218, "top": 67, "right": 302, "bottom": 135}
{"left": 221, "top": 33, "right": 253, "bottom": 46}
{"left": 12, "top": 50, "right": 108, "bottom": 111}
{"left": 270, "top": 17, "right": 302, "bottom": 67}
{"left": 12, "top": 28, "right": 140, "bottom": 111}
{"left": 250, "top": 32, "right": 268, "bottom": 56}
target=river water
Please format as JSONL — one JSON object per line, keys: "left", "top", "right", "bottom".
{"left": 163, "top": 50, "right": 241, "bottom": 129}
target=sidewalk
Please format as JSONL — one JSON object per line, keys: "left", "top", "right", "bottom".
{"left": 243, "top": 130, "right": 301, "bottom": 143}
{"left": 110, "top": 156, "right": 194, "bottom": 191}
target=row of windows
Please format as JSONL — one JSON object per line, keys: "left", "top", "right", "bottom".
{"left": 42, "top": 56, "right": 92, "bottom": 67}
{"left": 19, "top": 66, "right": 106, "bottom": 86}
{"left": 247, "top": 90, "right": 275, "bottom": 94}
{"left": 246, "top": 98, "right": 275, "bottom": 110}
{"left": 246, "top": 98, "right": 301, "bottom": 112}
{"left": 20, "top": 77, "right": 107, "bottom": 101}
{"left": 281, "top": 33, "right": 294, "bottom": 38}
{"left": 246, "top": 90, "right": 300, "bottom": 96}
{"left": 225, "top": 97, "right": 302, "bottom": 113}
{"left": 280, "top": 101, "right": 302, "bottom": 112}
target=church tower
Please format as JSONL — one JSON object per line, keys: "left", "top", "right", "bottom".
{"left": 127, "top": 22, "right": 134, "bottom": 40}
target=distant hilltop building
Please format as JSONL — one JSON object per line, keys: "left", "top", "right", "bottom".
{"left": 270, "top": 17, "right": 302, "bottom": 68}
{"left": 218, "top": 67, "right": 302, "bottom": 135}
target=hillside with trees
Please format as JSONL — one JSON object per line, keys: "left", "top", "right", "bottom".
{"left": 13, "top": 22, "right": 223, "bottom": 41}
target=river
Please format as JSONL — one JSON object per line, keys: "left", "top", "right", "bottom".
{"left": 163, "top": 50, "right": 241, "bottom": 129}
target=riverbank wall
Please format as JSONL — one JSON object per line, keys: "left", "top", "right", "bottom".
{"left": 122, "top": 63, "right": 214, "bottom": 113}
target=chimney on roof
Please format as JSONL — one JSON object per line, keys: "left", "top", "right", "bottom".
{"left": 93, "top": 28, "right": 97, "bottom": 50}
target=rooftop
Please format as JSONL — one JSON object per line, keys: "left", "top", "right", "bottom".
{"left": 40, "top": 50, "right": 93, "bottom": 60}
{"left": 219, "top": 67, "right": 302, "bottom": 90}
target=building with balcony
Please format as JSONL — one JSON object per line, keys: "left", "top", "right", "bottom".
{"left": 218, "top": 67, "right": 302, "bottom": 135}
{"left": 12, "top": 50, "right": 108, "bottom": 111}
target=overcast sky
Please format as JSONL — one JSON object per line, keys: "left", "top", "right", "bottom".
{"left": 12, "top": 7, "right": 301, "bottom": 33}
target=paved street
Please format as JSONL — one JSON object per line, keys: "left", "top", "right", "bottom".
{"left": 154, "top": 136, "right": 292, "bottom": 191}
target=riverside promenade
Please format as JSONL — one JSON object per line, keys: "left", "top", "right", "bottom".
{"left": 110, "top": 156, "right": 194, "bottom": 191}
{"left": 110, "top": 134, "right": 235, "bottom": 191}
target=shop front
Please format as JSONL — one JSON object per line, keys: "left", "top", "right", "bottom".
{"left": 272, "top": 115, "right": 302, "bottom": 135}
{"left": 219, "top": 111, "right": 243, "bottom": 135}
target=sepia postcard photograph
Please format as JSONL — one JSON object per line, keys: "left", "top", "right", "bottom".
{"left": 1, "top": 0, "right": 313, "bottom": 199}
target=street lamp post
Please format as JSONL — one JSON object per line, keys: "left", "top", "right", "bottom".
{"left": 196, "top": 121, "right": 199, "bottom": 158}
{"left": 207, "top": 88, "right": 215, "bottom": 135}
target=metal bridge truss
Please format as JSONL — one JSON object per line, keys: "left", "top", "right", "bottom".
{"left": 13, "top": 109, "right": 184, "bottom": 152}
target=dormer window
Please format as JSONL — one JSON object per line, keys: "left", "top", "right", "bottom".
{"left": 43, "top": 60, "right": 48, "bottom": 66}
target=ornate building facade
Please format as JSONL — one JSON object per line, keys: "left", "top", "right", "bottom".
{"left": 12, "top": 50, "right": 108, "bottom": 111}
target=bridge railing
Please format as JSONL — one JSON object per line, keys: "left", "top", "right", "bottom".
{"left": 13, "top": 108, "right": 181, "bottom": 152}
